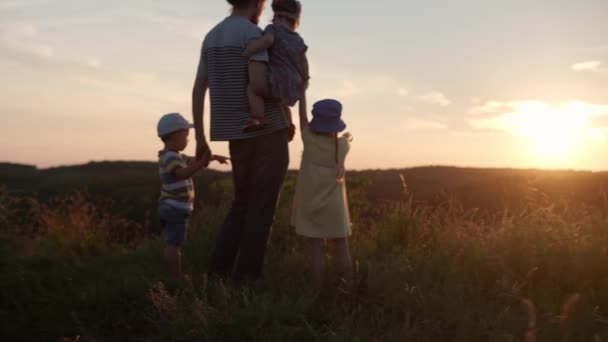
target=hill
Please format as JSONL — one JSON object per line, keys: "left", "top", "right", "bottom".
{"left": 2, "top": 162, "right": 608, "bottom": 214}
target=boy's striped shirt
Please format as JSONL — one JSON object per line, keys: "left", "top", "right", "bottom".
{"left": 158, "top": 150, "right": 194, "bottom": 211}
{"left": 197, "top": 15, "right": 288, "bottom": 141}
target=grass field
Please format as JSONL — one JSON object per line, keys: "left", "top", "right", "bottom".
{"left": 1, "top": 164, "right": 608, "bottom": 341}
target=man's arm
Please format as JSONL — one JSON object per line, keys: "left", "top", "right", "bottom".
{"left": 192, "top": 50, "right": 212, "bottom": 163}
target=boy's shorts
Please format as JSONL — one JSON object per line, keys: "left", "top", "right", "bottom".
{"left": 158, "top": 202, "right": 191, "bottom": 246}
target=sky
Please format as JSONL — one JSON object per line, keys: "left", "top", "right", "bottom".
{"left": 1, "top": 0, "right": 608, "bottom": 171}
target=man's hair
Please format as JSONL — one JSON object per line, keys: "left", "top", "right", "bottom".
{"left": 226, "top": 0, "right": 256, "bottom": 8}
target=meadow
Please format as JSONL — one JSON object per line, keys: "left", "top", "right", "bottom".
{"left": 1, "top": 162, "right": 608, "bottom": 341}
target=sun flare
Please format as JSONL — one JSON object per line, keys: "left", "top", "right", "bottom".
{"left": 505, "top": 101, "right": 606, "bottom": 163}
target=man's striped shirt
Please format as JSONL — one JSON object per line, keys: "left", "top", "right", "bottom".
{"left": 158, "top": 150, "right": 194, "bottom": 212}
{"left": 197, "top": 15, "right": 288, "bottom": 141}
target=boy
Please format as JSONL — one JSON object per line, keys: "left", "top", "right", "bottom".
{"left": 157, "top": 112, "right": 228, "bottom": 282}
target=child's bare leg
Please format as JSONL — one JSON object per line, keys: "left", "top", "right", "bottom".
{"left": 310, "top": 238, "right": 325, "bottom": 289}
{"left": 331, "top": 238, "right": 352, "bottom": 283}
{"left": 164, "top": 244, "right": 182, "bottom": 283}
{"left": 248, "top": 85, "right": 266, "bottom": 120}
{"left": 244, "top": 82, "right": 268, "bottom": 132}
{"left": 282, "top": 104, "right": 292, "bottom": 125}
{"left": 281, "top": 105, "right": 293, "bottom": 124}
{"left": 282, "top": 104, "right": 295, "bottom": 140}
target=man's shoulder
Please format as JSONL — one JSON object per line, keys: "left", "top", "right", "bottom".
{"left": 229, "top": 16, "right": 262, "bottom": 33}
{"left": 205, "top": 16, "right": 261, "bottom": 42}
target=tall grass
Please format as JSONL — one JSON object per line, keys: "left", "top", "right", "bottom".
{"left": 1, "top": 178, "right": 608, "bottom": 341}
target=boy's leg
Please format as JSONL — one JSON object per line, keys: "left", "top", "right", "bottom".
{"left": 159, "top": 204, "right": 189, "bottom": 283}
{"left": 310, "top": 238, "right": 325, "bottom": 289}
{"left": 164, "top": 244, "right": 181, "bottom": 282}
{"left": 331, "top": 238, "right": 353, "bottom": 283}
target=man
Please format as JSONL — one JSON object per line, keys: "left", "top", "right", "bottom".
{"left": 192, "top": 0, "right": 291, "bottom": 283}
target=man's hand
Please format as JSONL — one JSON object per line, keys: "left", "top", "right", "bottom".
{"left": 196, "top": 140, "right": 212, "bottom": 166}
{"left": 211, "top": 154, "right": 230, "bottom": 165}
{"left": 288, "top": 123, "right": 296, "bottom": 142}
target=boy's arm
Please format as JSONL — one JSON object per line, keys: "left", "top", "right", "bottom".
{"left": 244, "top": 32, "right": 275, "bottom": 57}
{"left": 172, "top": 158, "right": 206, "bottom": 180}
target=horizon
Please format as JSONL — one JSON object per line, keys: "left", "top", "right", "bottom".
{"left": 1, "top": 0, "right": 608, "bottom": 170}
{"left": 3, "top": 159, "right": 608, "bottom": 174}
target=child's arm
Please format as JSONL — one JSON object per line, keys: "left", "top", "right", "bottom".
{"left": 172, "top": 158, "right": 207, "bottom": 180}
{"left": 342, "top": 132, "right": 353, "bottom": 143}
{"left": 301, "top": 53, "right": 310, "bottom": 90}
{"left": 298, "top": 92, "right": 308, "bottom": 129}
{"left": 244, "top": 32, "right": 275, "bottom": 58}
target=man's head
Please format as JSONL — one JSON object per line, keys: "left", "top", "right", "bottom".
{"left": 227, "top": 0, "right": 266, "bottom": 24}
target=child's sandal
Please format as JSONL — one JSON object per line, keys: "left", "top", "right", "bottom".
{"left": 242, "top": 117, "right": 268, "bottom": 133}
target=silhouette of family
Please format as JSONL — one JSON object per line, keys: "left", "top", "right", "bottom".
{"left": 157, "top": 0, "right": 352, "bottom": 288}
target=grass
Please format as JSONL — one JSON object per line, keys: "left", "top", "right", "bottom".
{"left": 1, "top": 176, "right": 608, "bottom": 341}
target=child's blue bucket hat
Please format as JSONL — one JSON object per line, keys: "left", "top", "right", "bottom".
{"left": 309, "top": 99, "right": 346, "bottom": 133}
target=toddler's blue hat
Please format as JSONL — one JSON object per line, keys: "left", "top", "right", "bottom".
{"left": 310, "top": 99, "right": 346, "bottom": 133}
{"left": 157, "top": 112, "right": 194, "bottom": 137}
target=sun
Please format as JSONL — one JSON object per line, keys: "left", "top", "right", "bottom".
{"left": 506, "top": 101, "right": 602, "bottom": 163}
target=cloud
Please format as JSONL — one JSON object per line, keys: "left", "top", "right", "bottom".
{"left": 402, "top": 118, "right": 448, "bottom": 130}
{"left": 0, "top": 21, "right": 186, "bottom": 110}
{"left": 140, "top": 13, "right": 212, "bottom": 40}
{"left": 308, "top": 69, "right": 409, "bottom": 100}
{"left": 0, "top": 0, "right": 47, "bottom": 11}
{"left": 86, "top": 58, "right": 101, "bottom": 68}
{"left": 0, "top": 22, "right": 55, "bottom": 59}
{"left": 468, "top": 101, "right": 507, "bottom": 115}
{"left": 334, "top": 79, "right": 362, "bottom": 97}
{"left": 572, "top": 61, "right": 603, "bottom": 72}
{"left": 397, "top": 87, "right": 409, "bottom": 97}
{"left": 417, "top": 91, "right": 451, "bottom": 106}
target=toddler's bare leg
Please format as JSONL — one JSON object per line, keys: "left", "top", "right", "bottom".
{"left": 243, "top": 81, "right": 269, "bottom": 132}
{"left": 331, "top": 238, "right": 352, "bottom": 283}
{"left": 282, "top": 104, "right": 292, "bottom": 125}
{"left": 248, "top": 85, "right": 266, "bottom": 120}
{"left": 310, "top": 238, "right": 325, "bottom": 289}
{"left": 164, "top": 244, "right": 182, "bottom": 283}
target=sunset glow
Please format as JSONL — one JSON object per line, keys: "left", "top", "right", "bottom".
{"left": 508, "top": 102, "right": 604, "bottom": 160}
{"left": 0, "top": 1, "right": 607, "bottom": 170}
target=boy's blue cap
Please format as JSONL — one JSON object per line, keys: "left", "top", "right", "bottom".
{"left": 310, "top": 99, "right": 346, "bottom": 133}
{"left": 157, "top": 113, "right": 194, "bottom": 137}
